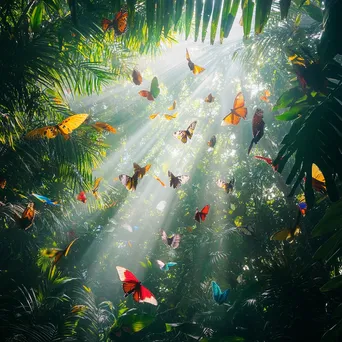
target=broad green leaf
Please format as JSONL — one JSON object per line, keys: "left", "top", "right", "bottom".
{"left": 175, "top": 0, "right": 185, "bottom": 28}
{"left": 242, "top": 0, "right": 255, "bottom": 39}
{"left": 202, "top": 0, "right": 214, "bottom": 42}
{"left": 275, "top": 104, "right": 310, "bottom": 121}
{"left": 146, "top": 0, "right": 156, "bottom": 39}
{"left": 254, "top": 0, "right": 272, "bottom": 34}
{"left": 320, "top": 275, "right": 342, "bottom": 292}
{"left": 313, "top": 228, "right": 342, "bottom": 260}
{"left": 280, "top": 0, "right": 291, "bottom": 19}
{"left": 312, "top": 199, "right": 342, "bottom": 237}
{"left": 163, "top": 0, "right": 174, "bottom": 37}
{"left": 220, "top": 0, "right": 232, "bottom": 42}
{"left": 30, "top": 2, "right": 44, "bottom": 31}
{"left": 273, "top": 87, "right": 304, "bottom": 111}
{"left": 210, "top": 0, "right": 222, "bottom": 44}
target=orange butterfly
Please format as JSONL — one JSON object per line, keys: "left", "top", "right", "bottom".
{"left": 14, "top": 202, "right": 36, "bottom": 230}
{"left": 133, "top": 163, "right": 151, "bottom": 179}
{"left": 92, "top": 122, "right": 117, "bottom": 133}
{"left": 102, "top": 8, "right": 128, "bottom": 36}
{"left": 132, "top": 69, "right": 143, "bottom": 85}
{"left": 92, "top": 177, "right": 103, "bottom": 199}
{"left": 153, "top": 175, "right": 166, "bottom": 187}
{"left": 260, "top": 90, "right": 271, "bottom": 102}
{"left": 164, "top": 113, "right": 178, "bottom": 120}
{"left": 168, "top": 100, "right": 176, "bottom": 110}
{"left": 221, "top": 92, "right": 247, "bottom": 126}
{"left": 186, "top": 49, "right": 205, "bottom": 75}
{"left": 0, "top": 178, "right": 6, "bottom": 189}
{"left": 205, "top": 93, "right": 215, "bottom": 103}
{"left": 25, "top": 114, "right": 89, "bottom": 140}
{"left": 149, "top": 113, "right": 159, "bottom": 120}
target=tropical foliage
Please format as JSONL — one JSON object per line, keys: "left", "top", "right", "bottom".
{"left": 1, "top": 1, "right": 342, "bottom": 342}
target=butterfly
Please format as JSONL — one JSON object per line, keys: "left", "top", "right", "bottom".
{"left": 221, "top": 93, "right": 247, "bottom": 126}
{"left": 92, "top": 122, "right": 117, "bottom": 134}
{"left": 156, "top": 260, "right": 177, "bottom": 271}
{"left": 260, "top": 90, "right": 271, "bottom": 102}
{"left": 138, "top": 77, "right": 160, "bottom": 101}
{"left": 149, "top": 113, "right": 159, "bottom": 120}
{"left": 164, "top": 113, "right": 178, "bottom": 120}
{"left": 14, "top": 202, "right": 35, "bottom": 230}
{"left": 216, "top": 179, "right": 234, "bottom": 193}
{"left": 133, "top": 163, "right": 151, "bottom": 179}
{"left": 298, "top": 202, "right": 307, "bottom": 217}
{"left": 168, "top": 100, "right": 176, "bottom": 110}
{"left": 254, "top": 156, "right": 279, "bottom": 172}
{"left": 173, "top": 121, "right": 197, "bottom": 144}
{"left": 270, "top": 211, "right": 301, "bottom": 243}
{"left": 311, "top": 164, "right": 326, "bottom": 193}
{"left": 212, "top": 281, "right": 230, "bottom": 305}
{"left": 132, "top": 69, "right": 142, "bottom": 85}
{"left": 194, "top": 204, "right": 210, "bottom": 223}
{"left": 0, "top": 178, "right": 6, "bottom": 189}
{"left": 32, "top": 193, "right": 59, "bottom": 206}
{"left": 41, "top": 238, "right": 78, "bottom": 265}
{"left": 248, "top": 109, "right": 265, "bottom": 154}
{"left": 168, "top": 171, "right": 190, "bottom": 189}
{"left": 186, "top": 49, "right": 205, "bottom": 74}
{"left": 77, "top": 191, "right": 87, "bottom": 203}
{"left": 207, "top": 135, "right": 216, "bottom": 148}
{"left": 25, "top": 114, "right": 89, "bottom": 140}
{"left": 161, "top": 230, "right": 181, "bottom": 249}
{"left": 116, "top": 266, "right": 158, "bottom": 306}
{"left": 205, "top": 93, "right": 215, "bottom": 103}
{"left": 119, "top": 173, "right": 139, "bottom": 191}
{"left": 92, "top": 177, "right": 103, "bottom": 199}
{"left": 71, "top": 305, "right": 88, "bottom": 314}
{"left": 102, "top": 8, "right": 128, "bottom": 36}
{"left": 153, "top": 175, "right": 166, "bottom": 187}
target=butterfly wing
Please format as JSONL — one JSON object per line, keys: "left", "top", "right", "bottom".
{"left": 200, "top": 204, "right": 210, "bottom": 221}
{"left": 139, "top": 90, "right": 154, "bottom": 101}
{"left": 156, "top": 260, "right": 165, "bottom": 270}
{"left": 170, "top": 234, "right": 181, "bottom": 249}
{"left": 216, "top": 179, "right": 228, "bottom": 192}
{"left": 113, "top": 9, "right": 128, "bottom": 36}
{"left": 219, "top": 289, "right": 230, "bottom": 304}
{"left": 153, "top": 175, "right": 166, "bottom": 187}
{"left": 0, "top": 178, "right": 6, "bottom": 189}
{"left": 92, "top": 122, "right": 117, "bottom": 133}
{"left": 150, "top": 77, "right": 160, "bottom": 99}
{"left": 186, "top": 121, "right": 197, "bottom": 139}
{"left": 101, "top": 18, "right": 113, "bottom": 31}
{"left": 298, "top": 202, "right": 307, "bottom": 216}
{"left": 254, "top": 156, "right": 273, "bottom": 166}
{"left": 21, "top": 202, "right": 35, "bottom": 230}
{"left": 32, "top": 193, "right": 50, "bottom": 203}
{"left": 194, "top": 209, "right": 201, "bottom": 223}
{"left": 57, "top": 114, "right": 89, "bottom": 136}
{"left": 208, "top": 135, "right": 216, "bottom": 147}
{"left": 164, "top": 113, "right": 178, "bottom": 120}
{"left": 221, "top": 92, "right": 247, "bottom": 126}
{"left": 161, "top": 230, "right": 168, "bottom": 245}
{"left": 168, "top": 101, "right": 176, "bottom": 110}
{"left": 132, "top": 69, "right": 142, "bottom": 85}
{"left": 212, "top": 281, "right": 222, "bottom": 304}
{"left": 168, "top": 171, "right": 178, "bottom": 188}
{"left": 116, "top": 266, "right": 140, "bottom": 283}
{"left": 166, "top": 262, "right": 177, "bottom": 269}
{"left": 173, "top": 130, "right": 188, "bottom": 143}
{"left": 270, "top": 229, "right": 291, "bottom": 241}
{"left": 77, "top": 191, "right": 87, "bottom": 203}
{"left": 186, "top": 48, "right": 191, "bottom": 62}
{"left": 193, "top": 65, "right": 205, "bottom": 75}
{"left": 312, "top": 164, "right": 325, "bottom": 183}
{"left": 149, "top": 113, "right": 159, "bottom": 120}
{"left": 179, "top": 175, "right": 190, "bottom": 186}
{"left": 92, "top": 177, "right": 103, "bottom": 198}
{"left": 64, "top": 238, "right": 78, "bottom": 257}
{"left": 119, "top": 174, "right": 137, "bottom": 191}
{"left": 205, "top": 94, "right": 214, "bottom": 103}
{"left": 25, "top": 126, "right": 59, "bottom": 139}
{"left": 139, "top": 285, "right": 158, "bottom": 306}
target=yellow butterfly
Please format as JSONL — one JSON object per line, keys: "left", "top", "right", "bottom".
{"left": 164, "top": 113, "right": 178, "bottom": 120}
{"left": 92, "top": 177, "right": 103, "bottom": 199}
{"left": 186, "top": 49, "right": 205, "bottom": 75}
{"left": 173, "top": 121, "right": 197, "bottom": 143}
{"left": 149, "top": 113, "right": 159, "bottom": 120}
{"left": 25, "top": 114, "right": 89, "bottom": 140}
{"left": 71, "top": 305, "right": 88, "bottom": 314}
{"left": 270, "top": 226, "right": 301, "bottom": 243}
{"left": 92, "top": 122, "right": 117, "bottom": 133}
{"left": 168, "top": 100, "right": 176, "bottom": 110}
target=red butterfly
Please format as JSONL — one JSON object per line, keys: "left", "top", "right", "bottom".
{"left": 77, "top": 191, "right": 87, "bottom": 203}
{"left": 116, "top": 266, "right": 158, "bottom": 306}
{"left": 194, "top": 204, "right": 210, "bottom": 223}
{"left": 102, "top": 9, "right": 128, "bottom": 36}
{"left": 254, "top": 156, "right": 279, "bottom": 172}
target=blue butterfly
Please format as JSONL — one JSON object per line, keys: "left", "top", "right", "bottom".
{"left": 32, "top": 193, "right": 59, "bottom": 206}
{"left": 212, "top": 281, "right": 230, "bottom": 305}
{"left": 156, "top": 260, "right": 177, "bottom": 271}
